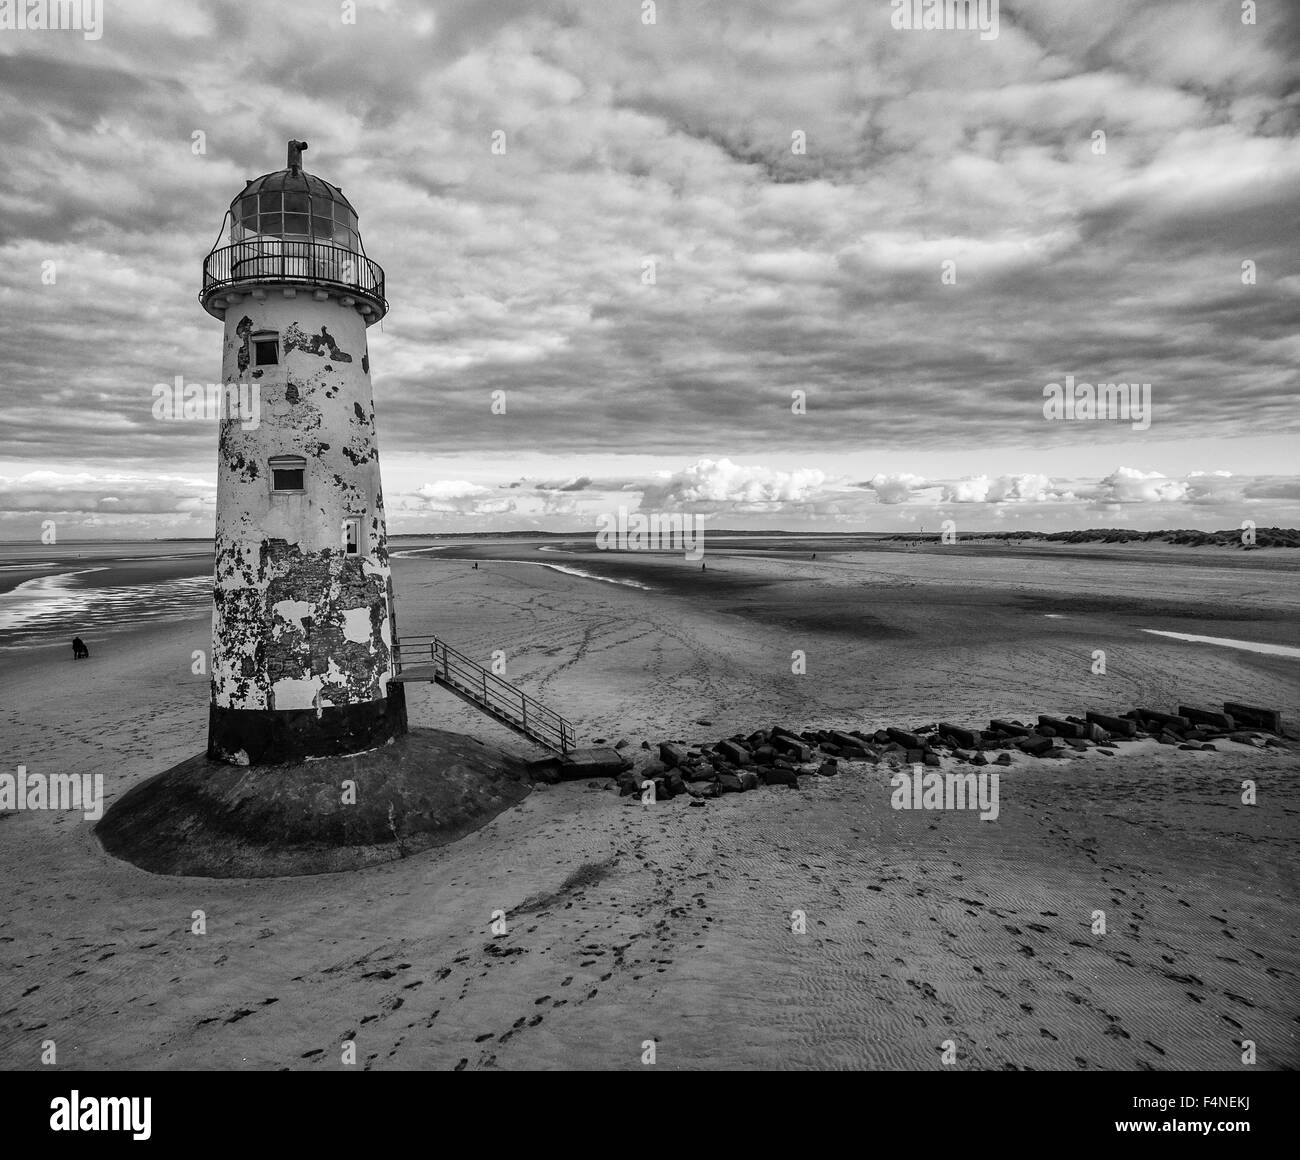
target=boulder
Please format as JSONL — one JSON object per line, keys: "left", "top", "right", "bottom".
{"left": 937, "top": 723, "right": 980, "bottom": 749}
{"left": 1228, "top": 732, "right": 1266, "bottom": 748}
{"left": 990, "top": 719, "right": 1031, "bottom": 737}
{"left": 816, "top": 760, "right": 839, "bottom": 777}
{"left": 994, "top": 752, "right": 1012, "bottom": 766}
{"left": 752, "top": 745, "right": 777, "bottom": 766}
{"left": 1178, "top": 705, "right": 1235, "bottom": 731}
{"left": 1017, "top": 735, "right": 1053, "bottom": 757}
{"left": 738, "top": 771, "right": 760, "bottom": 792}
{"left": 1038, "top": 715, "right": 1085, "bottom": 739}
{"left": 658, "top": 742, "right": 689, "bottom": 768}
{"left": 1223, "top": 703, "right": 1282, "bottom": 733}
{"left": 887, "top": 727, "right": 926, "bottom": 750}
{"left": 717, "top": 740, "right": 751, "bottom": 765}
{"left": 771, "top": 734, "right": 813, "bottom": 761}
{"left": 664, "top": 771, "right": 687, "bottom": 797}
{"left": 1085, "top": 711, "right": 1137, "bottom": 737}
{"left": 1135, "top": 708, "right": 1191, "bottom": 732}
{"left": 760, "top": 766, "right": 798, "bottom": 786}
{"left": 718, "top": 773, "right": 745, "bottom": 794}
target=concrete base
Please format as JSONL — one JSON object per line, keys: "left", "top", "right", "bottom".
{"left": 559, "top": 747, "right": 632, "bottom": 778}
{"left": 207, "top": 683, "right": 408, "bottom": 765}
{"left": 96, "top": 726, "right": 531, "bottom": 878}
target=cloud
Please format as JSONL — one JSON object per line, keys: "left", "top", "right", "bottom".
{"left": 639, "top": 458, "right": 829, "bottom": 512}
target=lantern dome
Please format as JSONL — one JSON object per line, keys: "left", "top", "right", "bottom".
{"left": 229, "top": 140, "right": 362, "bottom": 250}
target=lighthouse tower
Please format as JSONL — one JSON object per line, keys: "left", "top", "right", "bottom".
{"left": 199, "top": 140, "right": 405, "bottom": 765}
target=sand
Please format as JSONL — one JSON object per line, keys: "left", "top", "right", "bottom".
{"left": 0, "top": 540, "right": 1297, "bottom": 1070}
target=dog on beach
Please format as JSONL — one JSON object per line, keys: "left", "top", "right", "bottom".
{"left": 72, "top": 636, "right": 90, "bottom": 660}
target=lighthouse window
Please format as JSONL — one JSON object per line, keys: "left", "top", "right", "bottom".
{"left": 269, "top": 455, "right": 307, "bottom": 493}
{"left": 253, "top": 333, "right": 279, "bottom": 366}
{"left": 342, "top": 517, "right": 361, "bottom": 556}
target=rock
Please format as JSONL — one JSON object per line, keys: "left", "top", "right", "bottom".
{"left": 718, "top": 773, "right": 745, "bottom": 794}
{"left": 887, "top": 727, "right": 926, "bottom": 750}
{"left": 971, "top": 753, "right": 989, "bottom": 766}
{"left": 683, "top": 764, "right": 718, "bottom": 782}
{"left": 616, "top": 771, "right": 640, "bottom": 797}
{"left": 641, "top": 740, "right": 651, "bottom": 750}
{"left": 641, "top": 760, "right": 666, "bottom": 778}
{"left": 923, "top": 752, "right": 941, "bottom": 767}
{"left": 1038, "top": 715, "right": 1086, "bottom": 739}
{"left": 829, "top": 730, "right": 871, "bottom": 756}
{"left": 717, "top": 740, "right": 751, "bottom": 765}
{"left": 658, "top": 742, "right": 688, "bottom": 768}
{"left": 938, "top": 723, "right": 980, "bottom": 748}
{"left": 1017, "top": 735, "right": 1053, "bottom": 757}
{"left": 738, "top": 771, "right": 760, "bottom": 792}
{"left": 1085, "top": 711, "right": 1137, "bottom": 737}
{"left": 760, "top": 766, "right": 798, "bottom": 786}
{"left": 1096, "top": 748, "right": 1114, "bottom": 756}
{"left": 752, "top": 745, "right": 777, "bottom": 766}
{"left": 1228, "top": 732, "right": 1266, "bottom": 748}
{"left": 689, "top": 799, "right": 706, "bottom": 808}
{"left": 1065, "top": 738, "right": 1089, "bottom": 751}
{"left": 771, "top": 734, "right": 813, "bottom": 761}
{"left": 990, "top": 719, "right": 1031, "bottom": 737}
{"left": 1178, "top": 705, "right": 1235, "bottom": 731}
{"left": 873, "top": 730, "right": 891, "bottom": 744}
{"left": 615, "top": 738, "right": 629, "bottom": 750}
{"left": 820, "top": 744, "right": 842, "bottom": 757}
{"left": 696, "top": 719, "right": 713, "bottom": 726}
{"left": 906, "top": 748, "right": 926, "bottom": 765}
{"left": 1200, "top": 743, "right": 1217, "bottom": 751}
{"left": 994, "top": 752, "right": 1012, "bottom": 766}
{"left": 1178, "top": 742, "right": 1202, "bottom": 751}
{"left": 689, "top": 780, "right": 720, "bottom": 799}
{"left": 1157, "top": 732, "right": 1180, "bottom": 745}
{"left": 816, "top": 760, "right": 839, "bottom": 776}
{"left": 1135, "top": 708, "right": 1191, "bottom": 732}
{"left": 1223, "top": 702, "right": 1282, "bottom": 733}
{"left": 665, "top": 771, "right": 687, "bottom": 797}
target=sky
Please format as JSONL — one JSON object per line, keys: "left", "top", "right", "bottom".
{"left": 0, "top": 0, "right": 1297, "bottom": 538}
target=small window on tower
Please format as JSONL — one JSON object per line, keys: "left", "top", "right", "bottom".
{"left": 342, "top": 517, "right": 362, "bottom": 556}
{"left": 253, "top": 332, "right": 279, "bottom": 366}
{"left": 269, "top": 455, "right": 306, "bottom": 493}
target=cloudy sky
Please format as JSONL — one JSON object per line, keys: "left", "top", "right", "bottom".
{"left": 1, "top": 0, "right": 1297, "bottom": 537}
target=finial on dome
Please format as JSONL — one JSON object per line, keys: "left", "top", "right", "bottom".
{"left": 287, "top": 139, "right": 308, "bottom": 173}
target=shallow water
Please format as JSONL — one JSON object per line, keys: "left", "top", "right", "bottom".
{"left": 1141, "top": 628, "right": 1300, "bottom": 659}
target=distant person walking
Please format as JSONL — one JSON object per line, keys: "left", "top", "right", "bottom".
{"left": 72, "top": 636, "right": 89, "bottom": 660}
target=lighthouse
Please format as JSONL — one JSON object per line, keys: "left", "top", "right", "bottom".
{"left": 198, "top": 140, "right": 405, "bottom": 765}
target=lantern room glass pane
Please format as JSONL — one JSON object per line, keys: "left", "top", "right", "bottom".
{"left": 312, "top": 215, "right": 333, "bottom": 238}
{"left": 283, "top": 213, "right": 309, "bottom": 235}
{"left": 284, "top": 192, "right": 309, "bottom": 213}
{"left": 240, "top": 199, "right": 258, "bottom": 223}
{"left": 258, "top": 212, "right": 282, "bottom": 235}
{"left": 312, "top": 196, "right": 334, "bottom": 218}
{"left": 260, "top": 191, "right": 281, "bottom": 213}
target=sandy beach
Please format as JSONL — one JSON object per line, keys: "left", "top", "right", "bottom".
{"left": 0, "top": 539, "right": 1297, "bottom": 1070}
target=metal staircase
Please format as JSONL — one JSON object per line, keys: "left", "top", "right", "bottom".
{"left": 390, "top": 634, "right": 576, "bottom": 754}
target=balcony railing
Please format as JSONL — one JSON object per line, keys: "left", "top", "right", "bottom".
{"left": 201, "top": 240, "right": 386, "bottom": 316}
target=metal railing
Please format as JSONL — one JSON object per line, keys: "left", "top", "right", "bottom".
{"left": 393, "top": 634, "right": 576, "bottom": 754}
{"left": 201, "top": 240, "right": 386, "bottom": 312}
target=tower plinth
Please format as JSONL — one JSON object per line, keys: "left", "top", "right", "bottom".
{"left": 200, "top": 140, "right": 404, "bottom": 764}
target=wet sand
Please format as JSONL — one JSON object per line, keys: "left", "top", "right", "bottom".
{"left": 0, "top": 540, "right": 1297, "bottom": 1070}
